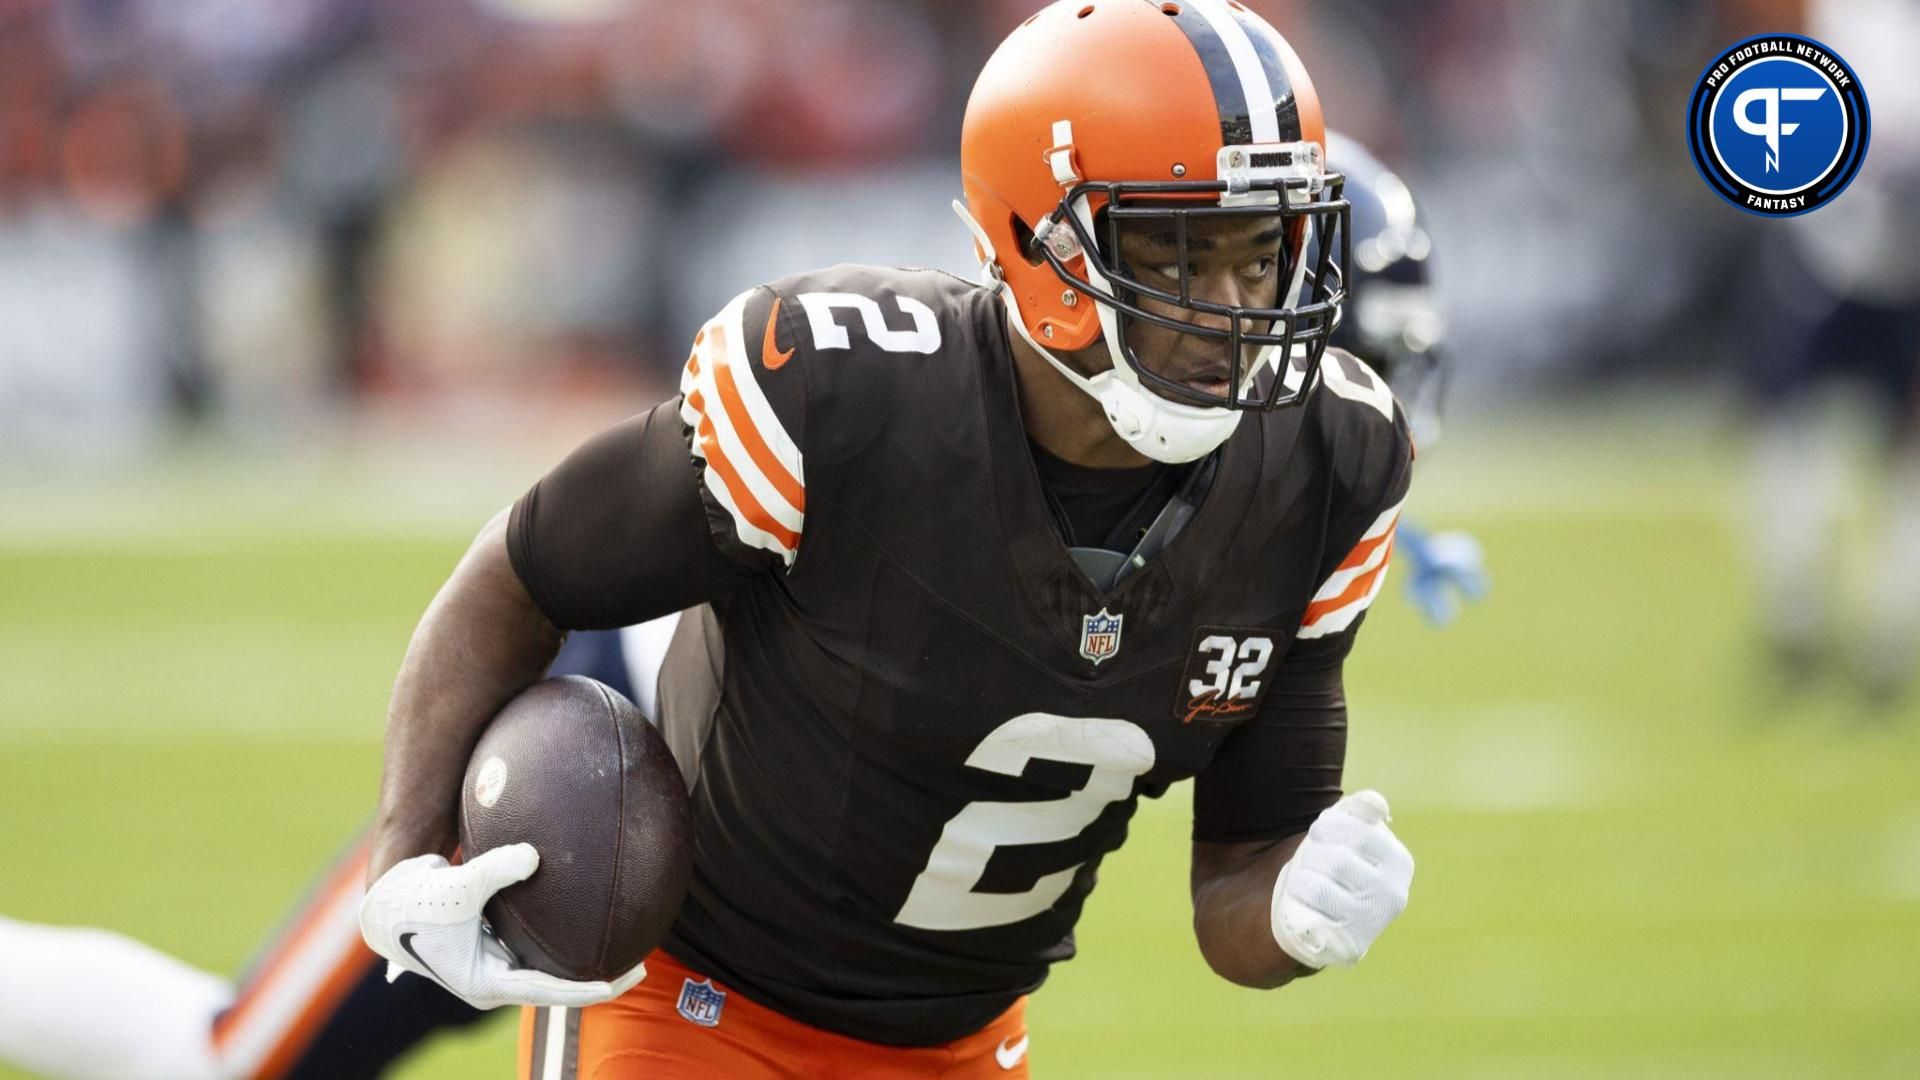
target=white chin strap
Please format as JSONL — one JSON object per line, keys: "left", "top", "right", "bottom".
{"left": 1012, "top": 311, "right": 1241, "bottom": 464}
{"left": 954, "top": 199, "right": 1250, "bottom": 465}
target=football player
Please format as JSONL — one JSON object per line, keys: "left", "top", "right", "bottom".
{"left": 1323, "top": 131, "right": 1486, "bottom": 628}
{"left": 1741, "top": 0, "right": 1920, "bottom": 709}
{"left": 0, "top": 8, "right": 1429, "bottom": 1074}
{"left": 362, "top": 2, "right": 1416, "bottom": 1077}
{"left": 1746, "top": 239, "right": 1920, "bottom": 706}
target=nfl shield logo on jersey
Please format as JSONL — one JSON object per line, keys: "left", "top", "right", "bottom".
{"left": 676, "top": 977, "right": 726, "bottom": 1027}
{"left": 1079, "top": 608, "right": 1124, "bottom": 665}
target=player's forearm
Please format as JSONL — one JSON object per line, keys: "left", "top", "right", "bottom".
{"left": 368, "top": 509, "right": 565, "bottom": 885}
{"left": 1190, "top": 835, "right": 1309, "bottom": 989}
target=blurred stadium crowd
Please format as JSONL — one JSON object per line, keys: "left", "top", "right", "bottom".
{"left": 0, "top": 0, "right": 1913, "bottom": 456}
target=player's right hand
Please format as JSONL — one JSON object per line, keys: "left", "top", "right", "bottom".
{"left": 358, "top": 843, "right": 646, "bottom": 1010}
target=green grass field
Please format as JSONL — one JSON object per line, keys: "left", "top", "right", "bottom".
{"left": 2, "top": 406, "right": 1916, "bottom": 1078}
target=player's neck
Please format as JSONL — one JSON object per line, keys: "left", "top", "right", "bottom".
{"left": 1006, "top": 327, "right": 1154, "bottom": 470}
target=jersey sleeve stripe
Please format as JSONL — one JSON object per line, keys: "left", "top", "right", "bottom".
{"left": 1305, "top": 499, "right": 1401, "bottom": 602}
{"left": 1297, "top": 535, "right": 1394, "bottom": 639}
{"left": 686, "top": 356, "right": 803, "bottom": 537}
{"left": 714, "top": 358, "right": 805, "bottom": 511}
{"left": 678, "top": 288, "right": 806, "bottom": 565}
{"left": 1333, "top": 525, "right": 1392, "bottom": 574}
{"left": 709, "top": 290, "right": 804, "bottom": 499}
{"left": 1301, "top": 534, "right": 1393, "bottom": 623}
{"left": 686, "top": 382, "right": 803, "bottom": 556}
{"left": 1297, "top": 498, "right": 1403, "bottom": 639}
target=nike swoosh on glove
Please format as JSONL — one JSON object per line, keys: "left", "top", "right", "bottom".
{"left": 359, "top": 843, "right": 646, "bottom": 1010}
{"left": 1270, "top": 790, "right": 1414, "bottom": 970}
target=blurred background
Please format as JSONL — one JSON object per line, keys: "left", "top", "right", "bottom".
{"left": 2, "top": 0, "right": 1916, "bottom": 1077}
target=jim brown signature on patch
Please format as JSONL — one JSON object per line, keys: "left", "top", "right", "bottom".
{"left": 1180, "top": 690, "right": 1255, "bottom": 726}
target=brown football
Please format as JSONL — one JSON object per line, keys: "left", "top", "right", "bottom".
{"left": 458, "top": 676, "right": 692, "bottom": 982}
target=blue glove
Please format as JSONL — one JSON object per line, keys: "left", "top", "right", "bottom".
{"left": 1396, "top": 520, "right": 1488, "bottom": 627}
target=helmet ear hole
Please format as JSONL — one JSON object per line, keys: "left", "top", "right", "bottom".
{"left": 1010, "top": 217, "right": 1047, "bottom": 270}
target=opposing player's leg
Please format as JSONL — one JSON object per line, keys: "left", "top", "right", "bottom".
{"left": 206, "top": 617, "right": 680, "bottom": 1077}
{"left": 1748, "top": 398, "right": 1846, "bottom": 683}
{"left": 0, "top": 832, "right": 474, "bottom": 1080}
{"left": 1861, "top": 438, "right": 1920, "bottom": 705}
{"left": 1857, "top": 310, "right": 1920, "bottom": 707}
{"left": 0, "top": 832, "right": 470, "bottom": 1080}
{"left": 0, "top": 916, "right": 232, "bottom": 1080}
{"left": 517, "top": 951, "right": 1031, "bottom": 1080}
{"left": 208, "top": 835, "right": 489, "bottom": 1080}
{"left": 206, "top": 618, "right": 679, "bottom": 1077}
{"left": 0, "top": 619, "right": 677, "bottom": 1080}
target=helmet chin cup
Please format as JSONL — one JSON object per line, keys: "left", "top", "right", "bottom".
{"left": 996, "top": 277, "right": 1244, "bottom": 466}
{"left": 1090, "top": 374, "right": 1241, "bottom": 464}
{"left": 1094, "top": 378, "right": 1146, "bottom": 440}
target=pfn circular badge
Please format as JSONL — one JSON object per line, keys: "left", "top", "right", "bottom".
{"left": 1687, "top": 34, "right": 1870, "bottom": 217}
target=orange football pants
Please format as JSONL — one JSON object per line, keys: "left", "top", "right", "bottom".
{"left": 517, "top": 950, "right": 1031, "bottom": 1079}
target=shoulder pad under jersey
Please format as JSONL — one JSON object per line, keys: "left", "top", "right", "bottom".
{"left": 676, "top": 265, "right": 1002, "bottom": 570}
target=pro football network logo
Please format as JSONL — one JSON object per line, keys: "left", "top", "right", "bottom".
{"left": 1079, "top": 608, "right": 1123, "bottom": 665}
{"left": 676, "top": 977, "right": 726, "bottom": 1027}
{"left": 1686, "top": 34, "right": 1869, "bottom": 217}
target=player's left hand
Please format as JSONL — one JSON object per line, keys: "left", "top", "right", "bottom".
{"left": 1398, "top": 522, "right": 1488, "bottom": 627}
{"left": 1270, "top": 790, "right": 1413, "bottom": 970}
{"left": 359, "top": 844, "right": 646, "bottom": 1010}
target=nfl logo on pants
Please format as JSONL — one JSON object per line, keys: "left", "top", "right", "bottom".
{"left": 676, "top": 977, "right": 727, "bottom": 1027}
{"left": 1079, "top": 608, "right": 1123, "bottom": 665}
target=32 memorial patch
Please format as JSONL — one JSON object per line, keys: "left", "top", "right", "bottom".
{"left": 1175, "top": 627, "right": 1281, "bottom": 726}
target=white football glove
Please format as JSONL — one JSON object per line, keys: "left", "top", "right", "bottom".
{"left": 359, "top": 843, "right": 646, "bottom": 1010}
{"left": 1270, "top": 790, "right": 1414, "bottom": 970}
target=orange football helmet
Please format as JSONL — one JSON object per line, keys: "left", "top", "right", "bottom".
{"left": 958, "top": 0, "right": 1348, "bottom": 461}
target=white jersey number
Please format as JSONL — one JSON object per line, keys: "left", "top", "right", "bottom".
{"left": 894, "top": 713, "right": 1156, "bottom": 931}
{"left": 797, "top": 293, "right": 942, "bottom": 354}
{"left": 1319, "top": 352, "right": 1396, "bottom": 422}
{"left": 1188, "top": 634, "right": 1275, "bottom": 701}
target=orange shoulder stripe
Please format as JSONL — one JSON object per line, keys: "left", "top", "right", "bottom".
{"left": 712, "top": 353, "right": 804, "bottom": 513}
{"left": 1334, "top": 526, "right": 1393, "bottom": 573}
{"left": 1302, "top": 536, "right": 1393, "bottom": 625}
{"left": 688, "top": 386, "right": 802, "bottom": 551}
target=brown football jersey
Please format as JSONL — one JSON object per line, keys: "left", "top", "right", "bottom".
{"left": 507, "top": 264, "right": 1413, "bottom": 1045}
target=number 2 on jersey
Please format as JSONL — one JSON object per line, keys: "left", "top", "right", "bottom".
{"left": 895, "top": 713, "right": 1155, "bottom": 931}
{"left": 797, "top": 293, "right": 942, "bottom": 354}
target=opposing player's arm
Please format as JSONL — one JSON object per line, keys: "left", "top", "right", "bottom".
{"left": 1189, "top": 355, "right": 1416, "bottom": 988}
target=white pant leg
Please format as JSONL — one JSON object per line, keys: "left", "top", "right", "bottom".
{"left": 0, "top": 916, "right": 231, "bottom": 1080}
